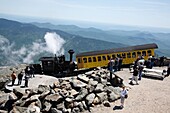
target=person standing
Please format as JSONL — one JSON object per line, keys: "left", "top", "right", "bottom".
{"left": 130, "top": 67, "right": 139, "bottom": 85}
{"left": 18, "top": 70, "right": 24, "bottom": 85}
{"left": 118, "top": 56, "right": 123, "bottom": 71}
{"left": 24, "top": 73, "right": 29, "bottom": 87}
{"left": 108, "top": 58, "right": 115, "bottom": 80}
{"left": 138, "top": 62, "right": 144, "bottom": 80}
{"left": 30, "top": 65, "right": 35, "bottom": 78}
{"left": 159, "top": 56, "right": 165, "bottom": 67}
{"left": 11, "top": 71, "right": 16, "bottom": 86}
{"left": 114, "top": 57, "right": 119, "bottom": 72}
{"left": 120, "top": 86, "right": 128, "bottom": 108}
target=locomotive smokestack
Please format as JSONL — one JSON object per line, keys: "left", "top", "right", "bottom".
{"left": 68, "top": 49, "right": 74, "bottom": 62}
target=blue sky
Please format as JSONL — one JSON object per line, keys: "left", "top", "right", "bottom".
{"left": 0, "top": 0, "right": 170, "bottom": 28}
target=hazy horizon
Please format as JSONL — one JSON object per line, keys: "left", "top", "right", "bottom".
{"left": 1, "top": 0, "right": 170, "bottom": 30}
{"left": 1, "top": 13, "right": 170, "bottom": 33}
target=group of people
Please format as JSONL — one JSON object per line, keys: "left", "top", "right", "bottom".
{"left": 10, "top": 65, "right": 35, "bottom": 87}
{"left": 119, "top": 55, "right": 170, "bottom": 109}
{"left": 108, "top": 56, "right": 123, "bottom": 79}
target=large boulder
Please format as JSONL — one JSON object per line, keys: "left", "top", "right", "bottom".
{"left": 45, "top": 93, "right": 63, "bottom": 103}
{"left": 77, "top": 74, "right": 89, "bottom": 83}
{"left": 51, "top": 108, "right": 62, "bottom": 113}
{"left": 38, "top": 85, "right": 50, "bottom": 93}
{"left": 94, "top": 83, "right": 104, "bottom": 92}
{"left": 75, "top": 88, "right": 88, "bottom": 101}
{"left": 96, "top": 92, "right": 108, "bottom": 103}
{"left": 70, "top": 79, "right": 87, "bottom": 90}
{"left": 85, "top": 93, "right": 95, "bottom": 106}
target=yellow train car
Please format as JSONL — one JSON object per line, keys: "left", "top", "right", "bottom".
{"left": 76, "top": 43, "right": 158, "bottom": 69}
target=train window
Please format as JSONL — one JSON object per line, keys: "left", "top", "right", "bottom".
{"left": 137, "top": 51, "right": 141, "bottom": 57}
{"left": 117, "top": 54, "right": 120, "bottom": 57}
{"left": 142, "top": 51, "right": 146, "bottom": 56}
{"left": 78, "top": 58, "right": 81, "bottom": 63}
{"left": 98, "top": 56, "right": 102, "bottom": 62}
{"left": 88, "top": 57, "right": 92, "bottom": 62}
{"left": 93, "top": 57, "right": 97, "bottom": 62}
{"left": 132, "top": 52, "right": 136, "bottom": 58}
{"left": 147, "top": 50, "right": 152, "bottom": 56}
{"left": 122, "top": 53, "right": 126, "bottom": 58}
{"left": 107, "top": 55, "right": 111, "bottom": 60}
{"left": 83, "top": 58, "right": 87, "bottom": 63}
{"left": 127, "top": 53, "right": 131, "bottom": 58}
{"left": 112, "top": 54, "right": 116, "bottom": 59}
{"left": 102, "top": 56, "right": 106, "bottom": 61}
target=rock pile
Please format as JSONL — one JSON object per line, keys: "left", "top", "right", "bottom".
{"left": 0, "top": 68, "right": 122, "bottom": 113}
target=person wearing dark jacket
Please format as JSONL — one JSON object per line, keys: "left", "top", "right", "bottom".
{"left": 130, "top": 67, "right": 139, "bottom": 85}
{"left": 18, "top": 70, "right": 24, "bottom": 85}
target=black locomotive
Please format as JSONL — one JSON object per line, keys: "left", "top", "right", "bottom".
{"left": 39, "top": 50, "right": 76, "bottom": 75}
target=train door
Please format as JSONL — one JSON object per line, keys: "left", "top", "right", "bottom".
{"left": 77, "top": 57, "right": 84, "bottom": 69}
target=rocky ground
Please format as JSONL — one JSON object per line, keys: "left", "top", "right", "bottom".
{"left": 84, "top": 66, "right": 170, "bottom": 113}
{"left": 0, "top": 66, "right": 169, "bottom": 113}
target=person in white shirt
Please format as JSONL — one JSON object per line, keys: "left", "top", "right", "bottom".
{"left": 120, "top": 85, "right": 128, "bottom": 108}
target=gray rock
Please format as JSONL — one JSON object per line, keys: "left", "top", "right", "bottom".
{"left": 88, "top": 79, "right": 98, "bottom": 86}
{"left": 0, "top": 77, "right": 8, "bottom": 90}
{"left": 70, "top": 79, "right": 87, "bottom": 89}
{"left": 69, "top": 89, "right": 79, "bottom": 97}
{"left": 27, "top": 103, "right": 40, "bottom": 113}
{"left": 93, "top": 96, "right": 100, "bottom": 105}
{"left": 86, "top": 84, "right": 95, "bottom": 93}
{"left": 81, "top": 101, "right": 88, "bottom": 110}
{"left": 38, "top": 85, "right": 50, "bottom": 93}
{"left": 77, "top": 74, "right": 89, "bottom": 83}
{"left": 103, "top": 101, "right": 111, "bottom": 107}
{"left": 104, "top": 86, "right": 118, "bottom": 94}
{"left": 59, "top": 89, "right": 69, "bottom": 98}
{"left": 12, "top": 106, "right": 27, "bottom": 113}
{"left": 53, "top": 80, "right": 60, "bottom": 88}
{"left": 65, "top": 97, "right": 74, "bottom": 103}
{"left": 75, "top": 88, "right": 88, "bottom": 101}
{"left": 72, "top": 107, "right": 80, "bottom": 113}
{"left": 20, "top": 94, "right": 40, "bottom": 107}
{"left": 86, "top": 93, "right": 95, "bottom": 105}
{"left": 42, "top": 101, "right": 52, "bottom": 112}
{"left": 96, "top": 92, "right": 107, "bottom": 103}
{"left": 13, "top": 88, "right": 24, "bottom": 99}
{"left": 112, "top": 87, "right": 121, "bottom": 96}
{"left": 39, "top": 90, "right": 50, "bottom": 100}
{"left": 108, "top": 92, "right": 118, "bottom": 102}
{"left": 29, "top": 88, "right": 39, "bottom": 95}
{"left": 95, "top": 83, "right": 104, "bottom": 92}
{"left": 78, "top": 102, "right": 84, "bottom": 112}
{"left": 0, "top": 93, "right": 9, "bottom": 109}
{"left": 85, "top": 71, "right": 95, "bottom": 76}
{"left": 45, "top": 93, "right": 63, "bottom": 103}
{"left": 56, "top": 101, "right": 65, "bottom": 110}
{"left": 51, "top": 108, "right": 62, "bottom": 113}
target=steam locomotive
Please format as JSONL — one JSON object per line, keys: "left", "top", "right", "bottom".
{"left": 39, "top": 49, "right": 76, "bottom": 75}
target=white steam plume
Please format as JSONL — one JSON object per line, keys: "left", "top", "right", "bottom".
{"left": 0, "top": 32, "right": 66, "bottom": 65}
{"left": 44, "top": 32, "right": 65, "bottom": 55}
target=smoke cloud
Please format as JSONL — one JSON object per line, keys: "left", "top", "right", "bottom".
{"left": 44, "top": 32, "right": 65, "bottom": 55}
{"left": 0, "top": 32, "right": 66, "bottom": 65}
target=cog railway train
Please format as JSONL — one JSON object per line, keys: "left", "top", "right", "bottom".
{"left": 37, "top": 43, "right": 158, "bottom": 75}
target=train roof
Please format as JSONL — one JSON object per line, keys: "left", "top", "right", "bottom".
{"left": 39, "top": 57, "right": 55, "bottom": 61}
{"left": 76, "top": 43, "right": 158, "bottom": 57}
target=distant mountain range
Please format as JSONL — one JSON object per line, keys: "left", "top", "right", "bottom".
{"left": 0, "top": 18, "right": 170, "bottom": 66}
{"left": 0, "top": 18, "right": 126, "bottom": 66}
{"left": 32, "top": 22, "right": 170, "bottom": 57}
